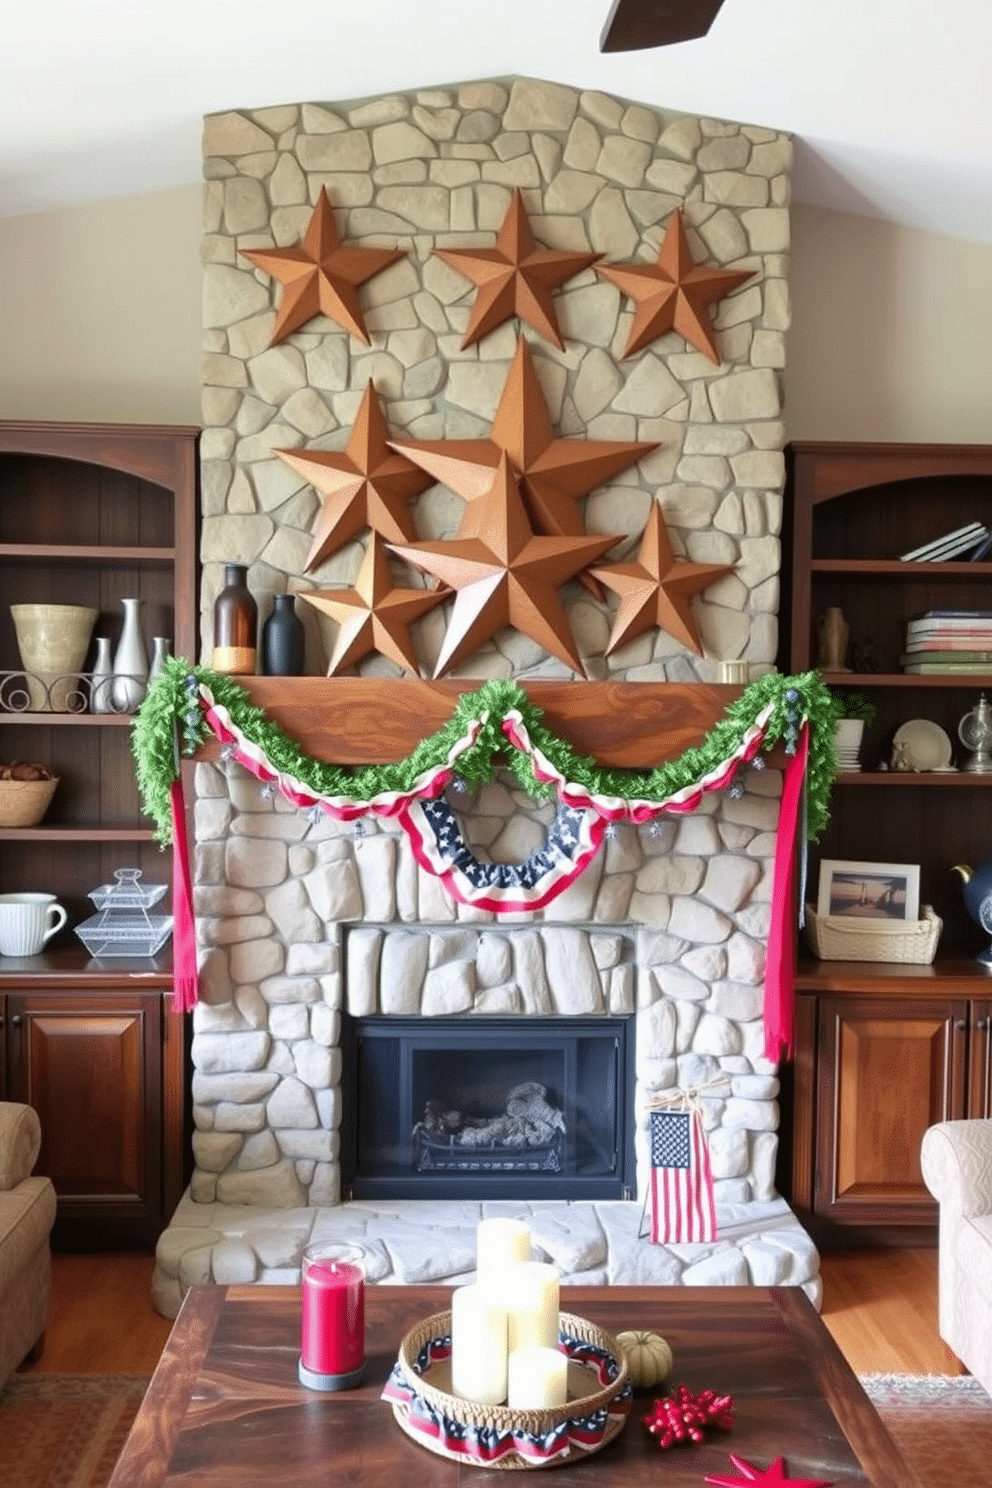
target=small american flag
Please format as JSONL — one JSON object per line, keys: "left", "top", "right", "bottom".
{"left": 649, "top": 1107, "right": 716, "bottom": 1244}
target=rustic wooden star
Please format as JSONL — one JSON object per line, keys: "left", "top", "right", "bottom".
{"left": 276, "top": 381, "right": 433, "bottom": 573}
{"left": 390, "top": 337, "right": 652, "bottom": 594}
{"left": 590, "top": 502, "right": 733, "bottom": 655}
{"left": 434, "top": 189, "right": 600, "bottom": 350}
{"left": 389, "top": 454, "right": 616, "bottom": 678}
{"left": 705, "top": 1453, "right": 833, "bottom": 1487}
{"left": 299, "top": 534, "right": 447, "bottom": 676}
{"left": 596, "top": 208, "right": 755, "bottom": 362}
{"left": 240, "top": 186, "right": 405, "bottom": 346}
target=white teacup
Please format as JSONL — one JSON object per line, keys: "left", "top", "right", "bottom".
{"left": 0, "top": 893, "right": 68, "bottom": 957}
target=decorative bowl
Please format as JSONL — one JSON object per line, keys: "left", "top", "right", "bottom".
{"left": 0, "top": 776, "right": 59, "bottom": 827}
{"left": 382, "top": 1310, "right": 631, "bottom": 1470}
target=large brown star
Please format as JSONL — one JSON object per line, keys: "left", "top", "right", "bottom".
{"left": 389, "top": 454, "right": 616, "bottom": 678}
{"left": 240, "top": 186, "right": 405, "bottom": 346}
{"left": 299, "top": 535, "right": 447, "bottom": 676}
{"left": 390, "top": 337, "right": 653, "bottom": 594}
{"left": 276, "top": 381, "right": 433, "bottom": 573}
{"left": 434, "top": 190, "right": 600, "bottom": 350}
{"left": 590, "top": 503, "right": 734, "bottom": 656}
{"left": 596, "top": 208, "right": 755, "bottom": 362}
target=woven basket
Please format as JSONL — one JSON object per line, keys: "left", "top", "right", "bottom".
{"left": 390, "top": 1309, "right": 630, "bottom": 1469}
{"left": 0, "top": 777, "right": 58, "bottom": 827}
{"left": 804, "top": 903, "right": 942, "bottom": 964}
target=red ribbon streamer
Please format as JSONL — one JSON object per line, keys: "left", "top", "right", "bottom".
{"left": 170, "top": 776, "right": 199, "bottom": 1011}
{"left": 764, "top": 723, "right": 809, "bottom": 1062}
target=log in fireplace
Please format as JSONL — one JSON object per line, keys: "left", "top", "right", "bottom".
{"left": 341, "top": 1015, "right": 635, "bottom": 1201}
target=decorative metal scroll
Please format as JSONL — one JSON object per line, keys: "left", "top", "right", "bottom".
{"left": 0, "top": 670, "right": 145, "bottom": 715}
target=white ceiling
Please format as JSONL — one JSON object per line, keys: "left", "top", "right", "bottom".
{"left": 3, "top": 0, "right": 990, "bottom": 244}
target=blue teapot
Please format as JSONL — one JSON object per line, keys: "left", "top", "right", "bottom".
{"left": 952, "top": 860, "right": 992, "bottom": 964}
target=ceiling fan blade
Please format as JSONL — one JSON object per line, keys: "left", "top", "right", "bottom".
{"left": 600, "top": 0, "right": 728, "bottom": 52}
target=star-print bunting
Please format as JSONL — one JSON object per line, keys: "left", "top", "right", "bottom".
{"left": 595, "top": 208, "right": 754, "bottom": 363}
{"left": 241, "top": 186, "right": 405, "bottom": 346}
{"left": 276, "top": 381, "right": 433, "bottom": 572}
{"left": 705, "top": 1453, "right": 833, "bottom": 1487}
{"left": 591, "top": 503, "right": 733, "bottom": 655}
{"left": 434, "top": 189, "right": 599, "bottom": 349}
{"left": 299, "top": 534, "right": 446, "bottom": 676}
{"left": 389, "top": 452, "right": 616, "bottom": 677}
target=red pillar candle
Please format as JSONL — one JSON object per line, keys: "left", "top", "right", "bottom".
{"left": 299, "top": 1243, "right": 366, "bottom": 1391}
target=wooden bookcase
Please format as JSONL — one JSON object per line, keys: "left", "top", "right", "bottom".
{"left": 0, "top": 421, "right": 198, "bottom": 1247}
{"left": 781, "top": 440, "right": 992, "bottom": 1242}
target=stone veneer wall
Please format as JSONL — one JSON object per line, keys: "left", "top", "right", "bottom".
{"left": 190, "top": 76, "right": 793, "bottom": 1215}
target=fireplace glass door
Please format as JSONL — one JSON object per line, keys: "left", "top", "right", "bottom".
{"left": 342, "top": 1016, "right": 635, "bottom": 1200}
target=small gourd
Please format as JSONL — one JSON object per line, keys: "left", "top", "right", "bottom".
{"left": 615, "top": 1329, "right": 673, "bottom": 1390}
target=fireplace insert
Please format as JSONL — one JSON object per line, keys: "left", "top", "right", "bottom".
{"left": 341, "top": 1015, "right": 635, "bottom": 1200}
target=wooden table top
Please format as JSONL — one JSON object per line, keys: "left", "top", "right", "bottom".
{"left": 107, "top": 1284, "right": 921, "bottom": 1488}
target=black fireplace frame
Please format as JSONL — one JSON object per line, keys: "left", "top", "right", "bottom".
{"left": 341, "top": 1014, "right": 636, "bottom": 1201}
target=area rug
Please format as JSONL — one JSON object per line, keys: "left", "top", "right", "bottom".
{"left": 860, "top": 1372, "right": 992, "bottom": 1485}
{"left": 0, "top": 1374, "right": 149, "bottom": 1488}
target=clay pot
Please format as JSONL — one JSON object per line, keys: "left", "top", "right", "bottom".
{"left": 10, "top": 603, "right": 99, "bottom": 712}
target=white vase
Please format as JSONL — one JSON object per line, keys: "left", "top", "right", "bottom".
{"left": 10, "top": 602, "right": 98, "bottom": 711}
{"left": 110, "top": 598, "right": 148, "bottom": 712}
{"left": 90, "top": 635, "right": 113, "bottom": 713}
{"left": 148, "top": 636, "right": 171, "bottom": 685}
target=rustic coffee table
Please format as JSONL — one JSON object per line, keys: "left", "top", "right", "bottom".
{"left": 107, "top": 1284, "right": 921, "bottom": 1487}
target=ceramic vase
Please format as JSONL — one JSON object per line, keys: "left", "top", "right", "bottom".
{"left": 90, "top": 635, "right": 113, "bottom": 714}
{"left": 148, "top": 636, "right": 171, "bottom": 685}
{"left": 110, "top": 598, "right": 148, "bottom": 712}
{"left": 261, "top": 594, "right": 304, "bottom": 676}
{"left": 10, "top": 602, "right": 99, "bottom": 711}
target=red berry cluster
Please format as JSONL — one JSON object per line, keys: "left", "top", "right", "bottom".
{"left": 643, "top": 1384, "right": 735, "bottom": 1449}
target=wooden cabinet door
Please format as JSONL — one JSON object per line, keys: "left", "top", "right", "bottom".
{"left": 969, "top": 998, "right": 992, "bottom": 1119}
{"left": 6, "top": 990, "right": 163, "bottom": 1243}
{"left": 814, "top": 995, "right": 967, "bottom": 1226}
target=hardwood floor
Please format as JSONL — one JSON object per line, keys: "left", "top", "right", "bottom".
{"left": 21, "top": 1246, "right": 959, "bottom": 1379}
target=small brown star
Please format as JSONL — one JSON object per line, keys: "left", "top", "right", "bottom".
{"left": 240, "top": 186, "right": 405, "bottom": 346}
{"left": 595, "top": 208, "right": 755, "bottom": 362}
{"left": 434, "top": 190, "right": 600, "bottom": 350}
{"left": 590, "top": 503, "right": 734, "bottom": 656}
{"left": 390, "top": 337, "right": 652, "bottom": 595}
{"left": 276, "top": 381, "right": 433, "bottom": 572}
{"left": 299, "top": 535, "right": 447, "bottom": 676}
{"left": 390, "top": 454, "right": 617, "bottom": 678}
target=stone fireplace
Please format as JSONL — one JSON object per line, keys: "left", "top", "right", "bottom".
{"left": 150, "top": 76, "right": 819, "bottom": 1316}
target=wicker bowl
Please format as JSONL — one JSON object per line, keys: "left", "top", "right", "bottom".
{"left": 804, "top": 902, "right": 942, "bottom": 964}
{"left": 383, "top": 1309, "right": 632, "bottom": 1470}
{"left": 0, "top": 777, "right": 58, "bottom": 827}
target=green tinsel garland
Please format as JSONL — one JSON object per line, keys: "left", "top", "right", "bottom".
{"left": 132, "top": 657, "right": 837, "bottom": 848}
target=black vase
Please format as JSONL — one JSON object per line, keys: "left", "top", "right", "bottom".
{"left": 261, "top": 593, "right": 305, "bottom": 676}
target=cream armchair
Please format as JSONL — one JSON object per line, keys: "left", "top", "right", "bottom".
{"left": 0, "top": 1102, "right": 57, "bottom": 1387}
{"left": 920, "top": 1119, "right": 992, "bottom": 1396}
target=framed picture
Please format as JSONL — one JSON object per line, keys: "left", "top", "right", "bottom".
{"left": 817, "top": 860, "right": 920, "bottom": 922}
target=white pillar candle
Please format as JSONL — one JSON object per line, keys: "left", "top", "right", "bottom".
{"left": 507, "top": 1345, "right": 568, "bottom": 1410}
{"left": 450, "top": 1283, "right": 508, "bottom": 1406}
{"left": 475, "top": 1217, "right": 532, "bottom": 1279}
{"left": 504, "top": 1261, "right": 560, "bottom": 1353}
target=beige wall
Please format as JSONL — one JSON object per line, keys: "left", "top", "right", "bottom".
{"left": 1, "top": 187, "right": 990, "bottom": 444}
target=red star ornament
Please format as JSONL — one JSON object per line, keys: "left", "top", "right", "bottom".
{"left": 705, "top": 1453, "right": 833, "bottom": 1487}
{"left": 390, "top": 337, "right": 653, "bottom": 595}
{"left": 434, "top": 189, "right": 600, "bottom": 350}
{"left": 595, "top": 208, "right": 755, "bottom": 363}
{"left": 241, "top": 186, "right": 405, "bottom": 346}
{"left": 276, "top": 381, "right": 433, "bottom": 572}
{"left": 389, "top": 453, "right": 616, "bottom": 678}
{"left": 590, "top": 502, "right": 734, "bottom": 656}
{"left": 299, "top": 534, "right": 447, "bottom": 676}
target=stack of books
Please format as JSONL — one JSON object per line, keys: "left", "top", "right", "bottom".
{"left": 899, "top": 522, "right": 992, "bottom": 562}
{"left": 903, "top": 610, "right": 992, "bottom": 674}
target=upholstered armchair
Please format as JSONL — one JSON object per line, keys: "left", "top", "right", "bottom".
{"left": 920, "top": 1119, "right": 992, "bottom": 1396}
{"left": 0, "top": 1102, "right": 57, "bottom": 1387}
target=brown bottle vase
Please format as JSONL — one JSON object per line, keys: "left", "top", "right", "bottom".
{"left": 212, "top": 564, "right": 258, "bottom": 675}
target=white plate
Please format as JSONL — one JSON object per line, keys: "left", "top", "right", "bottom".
{"left": 893, "top": 718, "right": 953, "bottom": 771}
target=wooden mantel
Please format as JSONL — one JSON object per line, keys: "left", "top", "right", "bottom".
{"left": 210, "top": 678, "right": 746, "bottom": 767}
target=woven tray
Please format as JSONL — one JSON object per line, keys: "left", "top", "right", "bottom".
{"left": 804, "top": 903, "right": 942, "bottom": 964}
{"left": 382, "top": 1309, "right": 632, "bottom": 1470}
